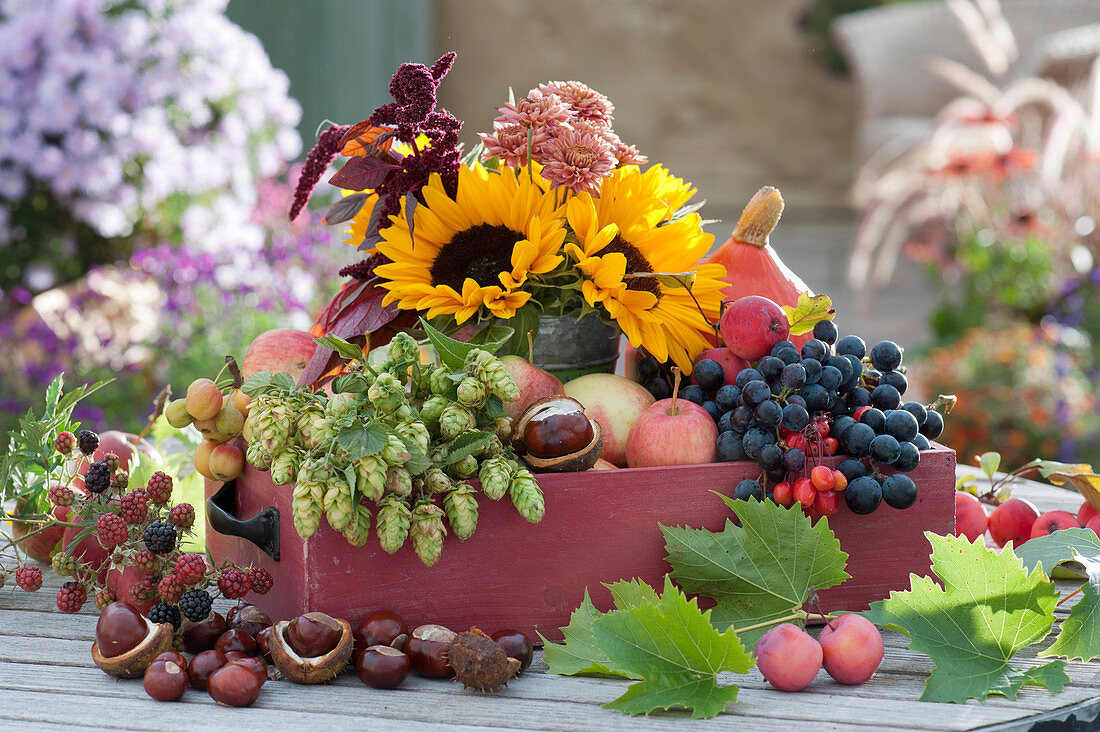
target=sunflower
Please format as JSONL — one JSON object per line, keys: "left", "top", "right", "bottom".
{"left": 343, "top": 191, "right": 380, "bottom": 250}
{"left": 565, "top": 165, "right": 725, "bottom": 372}
{"left": 373, "top": 163, "right": 566, "bottom": 324}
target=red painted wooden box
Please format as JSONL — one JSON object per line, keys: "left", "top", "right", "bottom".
{"left": 205, "top": 445, "right": 955, "bottom": 643}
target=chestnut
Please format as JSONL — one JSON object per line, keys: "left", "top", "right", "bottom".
{"left": 208, "top": 662, "right": 262, "bottom": 707}
{"left": 407, "top": 624, "right": 456, "bottom": 678}
{"left": 356, "top": 645, "right": 410, "bottom": 689}
{"left": 232, "top": 655, "right": 268, "bottom": 685}
{"left": 154, "top": 651, "right": 188, "bottom": 668}
{"left": 226, "top": 604, "right": 272, "bottom": 638}
{"left": 286, "top": 612, "right": 341, "bottom": 659}
{"left": 143, "top": 658, "right": 188, "bottom": 702}
{"left": 95, "top": 602, "right": 149, "bottom": 658}
{"left": 491, "top": 629, "right": 534, "bottom": 672}
{"left": 182, "top": 611, "right": 226, "bottom": 654}
{"left": 223, "top": 651, "right": 249, "bottom": 663}
{"left": 255, "top": 626, "right": 275, "bottom": 662}
{"left": 216, "top": 628, "right": 258, "bottom": 657}
{"left": 512, "top": 396, "right": 603, "bottom": 472}
{"left": 353, "top": 610, "right": 409, "bottom": 655}
{"left": 187, "top": 649, "right": 228, "bottom": 690}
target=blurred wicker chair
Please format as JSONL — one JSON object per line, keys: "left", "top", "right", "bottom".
{"left": 833, "top": 0, "right": 1100, "bottom": 169}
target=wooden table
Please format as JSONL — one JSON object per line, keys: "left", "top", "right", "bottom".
{"left": 3, "top": 469, "right": 1100, "bottom": 731}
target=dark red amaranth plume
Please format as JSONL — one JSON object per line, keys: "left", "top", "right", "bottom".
{"left": 289, "top": 124, "right": 352, "bottom": 221}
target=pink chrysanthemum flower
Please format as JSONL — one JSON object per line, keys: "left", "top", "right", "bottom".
{"left": 568, "top": 119, "right": 648, "bottom": 167}
{"left": 612, "top": 140, "right": 648, "bottom": 166}
{"left": 538, "top": 127, "right": 616, "bottom": 196}
{"left": 478, "top": 123, "right": 547, "bottom": 167}
{"left": 494, "top": 89, "right": 572, "bottom": 133}
{"left": 539, "top": 80, "right": 614, "bottom": 126}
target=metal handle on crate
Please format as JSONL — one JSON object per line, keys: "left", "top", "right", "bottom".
{"left": 207, "top": 479, "right": 280, "bottom": 561}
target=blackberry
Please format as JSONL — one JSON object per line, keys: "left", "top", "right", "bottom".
{"left": 77, "top": 429, "right": 99, "bottom": 456}
{"left": 16, "top": 565, "right": 43, "bottom": 592}
{"left": 84, "top": 461, "right": 111, "bottom": 494}
{"left": 146, "top": 471, "right": 174, "bottom": 504}
{"left": 96, "top": 513, "right": 128, "bottom": 549}
{"left": 174, "top": 553, "right": 208, "bottom": 585}
{"left": 169, "top": 503, "right": 196, "bottom": 529}
{"left": 119, "top": 489, "right": 148, "bottom": 524}
{"left": 179, "top": 588, "right": 214, "bottom": 622}
{"left": 143, "top": 520, "right": 177, "bottom": 555}
{"left": 54, "top": 431, "right": 76, "bottom": 455}
{"left": 149, "top": 602, "right": 182, "bottom": 630}
{"left": 217, "top": 567, "right": 251, "bottom": 600}
{"left": 56, "top": 582, "right": 87, "bottom": 613}
{"left": 247, "top": 567, "right": 274, "bottom": 595}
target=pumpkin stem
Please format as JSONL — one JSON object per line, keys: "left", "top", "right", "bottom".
{"left": 732, "top": 186, "right": 784, "bottom": 248}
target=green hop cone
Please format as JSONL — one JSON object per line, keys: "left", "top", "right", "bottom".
{"left": 354, "top": 455, "right": 387, "bottom": 503}
{"left": 395, "top": 421, "right": 430, "bottom": 454}
{"left": 381, "top": 435, "right": 411, "bottom": 466}
{"left": 456, "top": 377, "right": 489, "bottom": 408}
{"left": 476, "top": 434, "right": 504, "bottom": 458}
{"left": 478, "top": 456, "right": 514, "bottom": 500}
{"left": 292, "top": 480, "right": 323, "bottom": 538}
{"left": 419, "top": 395, "right": 450, "bottom": 429}
{"left": 326, "top": 392, "right": 359, "bottom": 418}
{"left": 428, "top": 366, "right": 454, "bottom": 397}
{"left": 393, "top": 404, "right": 415, "bottom": 422}
{"left": 443, "top": 483, "right": 479, "bottom": 541}
{"left": 439, "top": 404, "right": 476, "bottom": 440}
{"left": 376, "top": 496, "right": 412, "bottom": 554}
{"left": 254, "top": 395, "right": 297, "bottom": 455}
{"left": 297, "top": 403, "right": 335, "bottom": 451}
{"left": 323, "top": 475, "right": 355, "bottom": 532}
{"left": 270, "top": 448, "right": 302, "bottom": 486}
{"left": 509, "top": 468, "right": 545, "bottom": 523}
{"left": 387, "top": 331, "right": 420, "bottom": 365}
{"left": 386, "top": 466, "right": 413, "bottom": 497}
{"left": 448, "top": 454, "right": 478, "bottom": 479}
{"left": 494, "top": 416, "right": 513, "bottom": 442}
{"left": 246, "top": 441, "right": 272, "bottom": 471}
{"left": 341, "top": 501, "right": 372, "bottom": 547}
{"left": 464, "top": 349, "right": 520, "bottom": 402}
{"left": 423, "top": 467, "right": 452, "bottom": 494}
{"left": 368, "top": 372, "right": 405, "bottom": 414}
{"left": 410, "top": 502, "right": 447, "bottom": 567}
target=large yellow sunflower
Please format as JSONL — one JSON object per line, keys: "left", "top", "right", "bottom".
{"left": 565, "top": 165, "right": 725, "bottom": 372}
{"left": 374, "top": 163, "right": 566, "bottom": 324}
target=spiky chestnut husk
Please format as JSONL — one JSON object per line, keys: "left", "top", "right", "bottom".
{"left": 447, "top": 628, "right": 520, "bottom": 692}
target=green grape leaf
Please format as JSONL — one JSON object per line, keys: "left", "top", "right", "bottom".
{"left": 1016, "top": 528, "right": 1100, "bottom": 576}
{"left": 1016, "top": 529, "right": 1100, "bottom": 661}
{"left": 313, "top": 334, "right": 365, "bottom": 363}
{"left": 606, "top": 578, "right": 660, "bottom": 610}
{"left": 663, "top": 498, "right": 849, "bottom": 645}
{"left": 781, "top": 292, "right": 835, "bottom": 336}
{"left": 593, "top": 577, "right": 752, "bottom": 719}
{"left": 541, "top": 591, "right": 631, "bottom": 678}
{"left": 441, "top": 431, "right": 492, "bottom": 465}
{"left": 864, "top": 533, "right": 1066, "bottom": 703}
{"left": 337, "top": 425, "right": 388, "bottom": 460}
{"left": 420, "top": 317, "right": 513, "bottom": 370}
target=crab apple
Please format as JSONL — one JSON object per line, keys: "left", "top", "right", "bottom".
{"left": 817, "top": 613, "right": 884, "bottom": 685}
{"left": 231, "top": 389, "right": 252, "bottom": 417}
{"left": 193, "top": 441, "right": 218, "bottom": 481}
{"left": 186, "top": 379, "right": 223, "bottom": 421}
{"left": 953, "top": 492, "right": 988, "bottom": 543}
{"left": 1078, "top": 502, "right": 1099, "bottom": 527}
{"left": 988, "top": 497, "right": 1040, "bottom": 548}
{"left": 208, "top": 444, "right": 244, "bottom": 482}
{"left": 1030, "top": 510, "right": 1079, "bottom": 539}
{"left": 1086, "top": 514, "right": 1100, "bottom": 538}
{"left": 719, "top": 295, "right": 790, "bottom": 362}
{"left": 755, "top": 623, "right": 822, "bottom": 692}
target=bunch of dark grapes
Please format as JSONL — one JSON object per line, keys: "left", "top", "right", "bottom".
{"left": 684, "top": 320, "right": 948, "bottom": 517}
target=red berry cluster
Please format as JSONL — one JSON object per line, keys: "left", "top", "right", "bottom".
{"left": 217, "top": 568, "right": 251, "bottom": 600}
{"left": 174, "top": 553, "right": 208, "bottom": 585}
{"left": 16, "top": 566, "right": 43, "bottom": 592}
{"left": 48, "top": 484, "right": 74, "bottom": 507}
{"left": 56, "top": 582, "right": 87, "bottom": 613}
{"left": 169, "top": 503, "right": 196, "bottom": 529}
{"left": 120, "top": 489, "right": 148, "bottom": 524}
{"left": 96, "top": 513, "right": 129, "bottom": 549}
{"left": 247, "top": 568, "right": 274, "bottom": 595}
{"left": 146, "top": 471, "right": 173, "bottom": 504}
{"left": 54, "top": 431, "right": 76, "bottom": 455}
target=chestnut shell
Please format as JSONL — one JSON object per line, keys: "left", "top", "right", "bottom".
{"left": 270, "top": 613, "right": 353, "bottom": 684}
{"left": 512, "top": 396, "right": 603, "bottom": 473}
{"left": 91, "top": 616, "right": 173, "bottom": 679}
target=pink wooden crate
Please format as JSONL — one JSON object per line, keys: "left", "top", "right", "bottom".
{"left": 205, "top": 445, "right": 955, "bottom": 643}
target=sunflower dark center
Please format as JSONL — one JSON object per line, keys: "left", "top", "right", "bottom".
{"left": 597, "top": 235, "right": 660, "bottom": 298}
{"left": 430, "top": 223, "right": 520, "bottom": 291}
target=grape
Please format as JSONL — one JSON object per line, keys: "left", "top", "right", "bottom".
{"left": 702, "top": 401, "right": 721, "bottom": 422}
{"left": 800, "top": 339, "right": 828, "bottom": 361}
{"left": 827, "top": 355, "right": 853, "bottom": 382}
{"left": 734, "top": 479, "right": 764, "bottom": 502}
{"left": 717, "top": 411, "right": 735, "bottom": 433}
{"left": 848, "top": 387, "right": 871, "bottom": 409}
{"left": 680, "top": 385, "right": 706, "bottom": 405}
{"left": 715, "top": 385, "right": 742, "bottom": 412}
{"left": 766, "top": 466, "right": 787, "bottom": 483}
{"left": 716, "top": 431, "right": 744, "bottom": 462}
{"left": 780, "top": 363, "right": 807, "bottom": 390}
{"left": 693, "top": 359, "right": 726, "bottom": 392}
{"left": 911, "top": 433, "right": 931, "bottom": 451}
{"left": 735, "top": 368, "right": 764, "bottom": 388}
{"left": 731, "top": 405, "right": 754, "bottom": 431}
{"left": 832, "top": 395, "right": 850, "bottom": 416}
{"left": 901, "top": 401, "right": 927, "bottom": 426}
{"left": 770, "top": 381, "right": 783, "bottom": 397}
{"left": 742, "top": 380, "right": 771, "bottom": 407}
{"left": 870, "top": 384, "right": 901, "bottom": 411}
{"left": 879, "top": 370, "right": 907, "bottom": 395}
{"left": 858, "top": 407, "right": 885, "bottom": 433}
{"left": 813, "top": 319, "right": 839, "bottom": 345}
{"left": 837, "top": 458, "right": 867, "bottom": 482}
{"left": 831, "top": 415, "right": 856, "bottom": 441}
{"left": 862, "top": 369, "right": 881, "bottom": 388}
{"left": 756, "top": 356, "right": 784, "bottom": 383}
{"left": 921, "top": 410, "right": 944, "bottom": 440}
{"left": 755, "top": 400, "right": 783, "bottom": 429}
{"left": 799, "top": 383, "right": 830, "bottom": 413}
{"left": 801, "top": 358, "right": 823, "bottom": 384}
{"left": 781, "top": 403, "right": 809, "bottom": 431}
{"left": 845, "top": 476, "right": 883, "bottom": 515}
{"left": 645, "top": 378, "right": 670, "bottom": 400}
{"left": 884, "top": 409, "right": 919, "bottom": 442}
{"left": 836, "top": 335, "right": 866, "bottom": 359}
{"left": 638, "top": 356, "right": 661, "bottom": 381}
{"left": 742, "top": 427, "right": 773, "bottom": 460}
{"left": 843, "top": 423, "right": 875, "bottom": 457}
{"left": 771, "top": 340, "right": 800, "bottom": 364}
{"left": 870, "top": 340, "right": 902, "bottom": 371}
{"left": 759, "top": 443, "right": 784, "bottom": 469}
{"left": 882, "top": 474, "right": 917, "bottom": 509}
{"left": 783, "top": 447, "right": 806, "bottom": 473}
{"left": 787, "top": 394, "right": 807, "bottom": 409}
{"left": 894, "top": 441, "right": 920, "bottom": 472}
{"left": 818, "top": 365, "right": 843, "bottom": 391}
{"left": 869, "top": 434, "right": 901, "bottom": 464}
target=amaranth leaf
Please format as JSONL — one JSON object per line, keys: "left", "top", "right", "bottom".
{"left": 864, "top": 533, "right": 1066, "bottom": 703}
{"left": 663, "top": 498, "right": 849, "bottom": 645}
{"left": 593, "top": 577, "right": 752, "bottom": 719}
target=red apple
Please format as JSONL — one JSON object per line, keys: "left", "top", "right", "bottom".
{"left": 241, "top": 328, "right": 317, "bottom": 380}
{"left": 590, "top": 458, "right": 618, "bottom": 470}
{"left": 695, "top": 347, "right": 750, "bottom": 387}
{"left": 564, "top": 373, "right": 656, "bottom": 467}
{"left": 719, "top": 295, "right": 790, "bottom": 362}
{"left": 500, "top": 355, "right": 564, "bottom": 423}
{"left": 1030, "top": 510, "right": 1078, "bottom": 539}
{"left": 953, "top": 492, "right": 988, "bottom": 543}
{"left": 1086, "top": 514, "right": 1100, "bottom": 538}
{"left": 625, "top": 396, "right": 718, "bottom": 468}
{"left": 988, "top": 497, "right": 1040, "bottom": 548}
{"left": 1077, "top": 502, "right": 1099, "bottom": 527}
{"left": 11, "top": 503, "right": 69, "bottom": 563}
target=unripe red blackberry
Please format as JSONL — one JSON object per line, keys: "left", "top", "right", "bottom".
{"left": 133, "top": 550, "right": 160, "bottom": 574}
{"left": 96, "top": 513, "right": 129, "bottom": 549}
{"left": 77, "top": 429, "right": 99, "bottom": 456}
{"left": 110, "top": 471, "right": 129, "bottom": 494}
{"left": 130, "top": 579, "right": 158, "bottom": 605}
{"left": 174, "top": 553, "right": 207, "bottom": 585}
{"left": 54, "top": 431, "right": 76, "bottom": 455}
{"left": 169, "top": 503, "right": 196, "bottom": 529}
{"left": 15, "top": 566, "right": 43, "bottom": 592}
{"left": 217, "top": 568, "right": 250, "bottom": 600}
{"left": 158, "top": 573, "right": 185, "bottom": 605}
{"left": 48, "top": 484, "right": 74, "bottom": 507}
{"left": 56, "top": 582, "right": 87, "bottom": 613}
{"left": 119, "top": 489, "right": 148, "bottom": 524}
{"left": 146, "top": 471, "right": 174, "bottom": 504}
{"left": 246, "top": 567, "right": 274, "bottom": 595}
{"left": 94, "top": 589, "right": 114, "bottom": 611}
{"left": 102, "top": 452, "right": 121, "bottom": 473}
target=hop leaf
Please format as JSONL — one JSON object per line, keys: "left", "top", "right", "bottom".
{"left": 411, "top": 502, "right": 447, "bottom": 567}
{"left": 443, "top": 483, "right": 479, "bottom": 540}
{"left": 376, "top": 496, "right": 412, "bottom": 554}
{"left": 509, "top": 468, "right": 544, "bottom": 523}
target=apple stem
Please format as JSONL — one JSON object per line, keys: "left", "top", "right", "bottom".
{"left": 670, "top": 366, "right": 682, "bottom": 413}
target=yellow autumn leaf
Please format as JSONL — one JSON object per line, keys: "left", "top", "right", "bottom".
{"left": 781, "top": 292, "right": 835, "bottom": 336}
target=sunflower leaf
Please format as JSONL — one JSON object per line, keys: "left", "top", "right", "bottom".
{"left": 781, "top": 292, "right": 835, "bottom": 336}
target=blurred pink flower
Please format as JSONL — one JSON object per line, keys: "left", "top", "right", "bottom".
{"left": 539, "top": 80, "right": 614, "bottom": 125}
{"left": 538, "top": 127, "right": 616, "bottom": 196}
